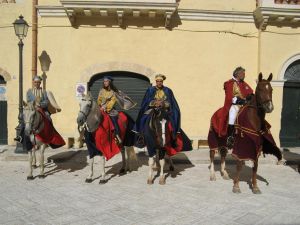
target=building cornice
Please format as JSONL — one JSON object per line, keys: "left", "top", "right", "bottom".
{"left": 37, "top": 6, "right": 255, "bottom": 24}
{"left": 178, "top": 9, "right": 254, "bottom": 23}
{"left": 254, "top": 0, "right": 300, "bottom": 29}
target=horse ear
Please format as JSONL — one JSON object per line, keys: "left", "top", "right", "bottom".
{"left": 267, "top": 73, "right": 273, "bottom": 82}
{"left": 258, "top": 72, "right": 263, "bottom": 82}
{"left": 23, "top": 101, "right": 27, "bottom": 107}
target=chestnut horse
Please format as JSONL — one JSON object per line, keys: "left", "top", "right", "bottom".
{"left": 208, "top": 73, "right": 283, "bottom": 194}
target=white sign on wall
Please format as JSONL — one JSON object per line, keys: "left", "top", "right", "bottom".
{"left": 75, "top": 83, "right": 87, "bottom": 98}
{"left": 0, "top": 85, "right": 7, "bottom": 101}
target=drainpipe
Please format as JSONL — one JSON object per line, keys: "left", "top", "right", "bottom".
{"left": 32, "top": 0, "right": 38, "bottom": 83}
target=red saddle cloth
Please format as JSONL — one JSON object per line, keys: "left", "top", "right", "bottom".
{"left": 35, "top": 109, "right": 65, "bottom": 149}
{"left": 93, "top": 110, "right": 128, "bottom": 161}
{"left": 232, "top": 106, "right": 280, "bottom": 161}
{"left": 164, "top": 122, "right": 184, "bottom": 156}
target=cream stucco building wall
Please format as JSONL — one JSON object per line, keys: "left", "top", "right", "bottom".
{"left": 1, "top": 0, "right": 299, "bottom": 147}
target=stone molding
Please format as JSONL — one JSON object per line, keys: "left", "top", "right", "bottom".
{"left": 178, "top": 9, "right": 254, "bottom": 23}
{"left": 0, "top": 67, "right": 12, "bottom": 82}
{"left": 254, "top": 0, "right": 300, "bottom": 29}
{"left": 37, "top": 6, "right": 255, "bottom": 24}
{"left": 80, "top": 61, "right": 157, "bottom": 83}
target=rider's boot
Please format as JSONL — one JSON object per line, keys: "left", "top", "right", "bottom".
{"left": 226, "top": 125, "right": 235, "bottom": 149}
{"left": 14, "top": 135, "right": 23, "bottom": 143}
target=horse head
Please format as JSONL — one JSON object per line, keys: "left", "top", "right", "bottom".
{"left": 23, "top": 101, "right": 38, "bottom": 136}
{"left": 255, "top": 73, "right": 274, "bottom": 113}
{"left": 77, "top": 92, "right": 101, "bottom": 132}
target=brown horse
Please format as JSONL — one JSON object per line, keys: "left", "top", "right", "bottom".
{"left": 208, "top": 73, "right": 283, "bottom": 193}
{"left": 232, "top": 73, "right": 283, "bottom": 194}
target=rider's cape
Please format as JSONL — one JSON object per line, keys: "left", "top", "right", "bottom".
{"left": 34, "top": 108, "right": 65, "bottom": 148}
{"left": 232, "top": 106, "right": 282, "bottom": 161}
{"left": 46, "top": 90, "right": 62, "bottom": 114}
{"left": 211, "top": 79, "right": 253, "bottom": 137}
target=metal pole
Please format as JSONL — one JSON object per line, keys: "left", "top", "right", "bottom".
{"left": 15, "top": 39, "right": 25, "bottom": 153}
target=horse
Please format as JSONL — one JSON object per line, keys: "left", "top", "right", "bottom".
{"left": 231, "top": 73, "right": 284, "bottom": 194}
{"left": 143, "top": 100, "right": 177, "bottom": 185}
{"left": 77, "top": 93, "right": 136, "bottom": 184}
{"left": 23, "top": 102, "right": 47, "bottom": 180}
{"left": 208, "top": 73, "right": 283, "bottom": 192}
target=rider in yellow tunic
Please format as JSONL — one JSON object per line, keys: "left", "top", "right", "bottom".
{"left": 97, "top": 76, "right": 136, "bottom": 144}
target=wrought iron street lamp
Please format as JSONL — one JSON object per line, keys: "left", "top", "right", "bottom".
{"left": 13, "top": 15, "right": 29, "bottom": 153}
{"left": 38, "top": 51, "right": 51, "bottom": 90}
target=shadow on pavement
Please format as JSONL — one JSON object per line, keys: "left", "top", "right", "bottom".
{"left": 282, "top": 148, "right": 300, "bottom": 173}
{"left": 42, "top": 150, "right": 88, "bottom": 177}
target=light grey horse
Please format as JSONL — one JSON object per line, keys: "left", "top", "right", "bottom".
{"left": 23, "top": 102, "right": 47, "bottom": 180}
{"left": 77, "top": 93, "right": 137, "bottom": 184}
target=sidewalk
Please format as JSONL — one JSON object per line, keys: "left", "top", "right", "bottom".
{"left": 0, "top": 145, "right": 300, "bottom": 225}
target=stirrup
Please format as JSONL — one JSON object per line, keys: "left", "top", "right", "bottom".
{"left": 115, "top": 135, "right": 122, "bottom": 145}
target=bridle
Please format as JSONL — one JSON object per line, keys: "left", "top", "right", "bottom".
{"left": 24, "top": 108, "right": 43, "bottom": 135}
{"left": 79, "top": 99, "right": 93, "bottom": 122}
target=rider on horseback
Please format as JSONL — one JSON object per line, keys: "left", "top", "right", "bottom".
{"left": 221, "top": 67, "right": 254, "bottom": 148}
{"left": 14, "top": 75, "right": 49, "bottom": 143}
{"left": 133, "top": 73, "right": 191, "bottom": 155}
{"left": 97, "top": 76, "right": 136, "bottom": 145}
{"left": 134, "top": 74, "right": 180, "bottom": 140}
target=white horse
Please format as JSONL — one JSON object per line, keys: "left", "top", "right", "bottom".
{"left": 23, "top": 102, "right": 48, "bottom": 180}
{"left": 77, "top": 93, "right": 137, "bottom": 184}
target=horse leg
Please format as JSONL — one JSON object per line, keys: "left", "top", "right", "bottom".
{"left": 147, "top": 157, "right": 155, "bottom": 184}
{"left": 220, "top": 148, "right": 229, "bottom": 180}
{"left": 252, "top": 159, "right": 261, "bottom": 194}
{"left": 38, "top": 145, "right": 46, "bottom": 178}
{"left": 27, "top": 151, "right": 34, "bottom": 180}
{"left": 159, "top": 157, "right": 166, "bottom": 185}
{"left": 168, "top": 155, "right": 175, "bottom": 171}
{"left": 85, "top": 157, "right": 94, "bottom": 183}
{"left": 32, "top": 149, "right": 37, "bottom": 168}
{"left": 233, "top": 160, "right": 243, "bottom": 193}
{"left": 99, "top": 156, "right": 107, "bottom": 184}
{"left": 119, "top": 147, "right": 127, "bottom": 175}
{"left": 209, "top": 150, "right": 216, "bottom": 181}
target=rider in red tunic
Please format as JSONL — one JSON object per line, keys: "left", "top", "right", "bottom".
{"left": 211, "top": 67, "right": 253, "bottom": 147}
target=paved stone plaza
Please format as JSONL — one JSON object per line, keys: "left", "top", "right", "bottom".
{"left": 0, "top": 146, "right": 299, "bottom": 225}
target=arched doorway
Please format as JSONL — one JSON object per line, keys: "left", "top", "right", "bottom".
{"left": 0, "top": 75, "right": 7, "bottom": 145}
{"left": 88, "top": 71, "right": 151, "bottom": 120}
{"left": 280, "top": 59, "right": 300, "bottom": 147}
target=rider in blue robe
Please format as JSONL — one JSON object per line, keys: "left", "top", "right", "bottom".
{"left": 134, "top": 75, "right": 180, "bottom": 137}
{"left": 134, "top": 74, "right": 192, "bottom": 154}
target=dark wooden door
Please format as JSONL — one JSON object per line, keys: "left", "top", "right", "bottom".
{"left": 88, "top": 71, "right": 151, "bottom": 120}
{"left": 280, "top": 60, "right": 300, "bottom": 147}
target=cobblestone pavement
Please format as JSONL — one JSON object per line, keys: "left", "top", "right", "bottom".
{"left": 0, "top": 148, "right": 299, "bottom": 225}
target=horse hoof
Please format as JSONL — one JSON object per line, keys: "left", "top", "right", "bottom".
{"left": 252, "top": 187, "right": 262, "bottom": 194}
{"left": 27, "top": 176, "right": 34, "bottom": 180}
{"left": 222, "top": 174, "right": 230, "bottom": 180}
{"left": 119, "top": 168, "right": 127, "bottom": 175}
{"left": 169, "top": 166, "right": 175, "bottom": 172}
{"left": 159, "top": 178, "right": 166, "bottom": 185}
{"left": 210, "top": 175, "right": 216, "bottom": 181}
{"left": 38, "top": 174, "right": 45, "bottom": 179}
{"left": 147, "top": 179, "right": 153, "bottom": 185}
{"left": 32, "top": 165, "right": 38, "bottom": 169}
{"left": 232, "top": 186, "right": 241, "bottom": 193}
{"left": 99, "top": 179, "right": 107, "bottom": 184}
{"left": 85, "top": 178, "right": 92, "bottom": 183}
